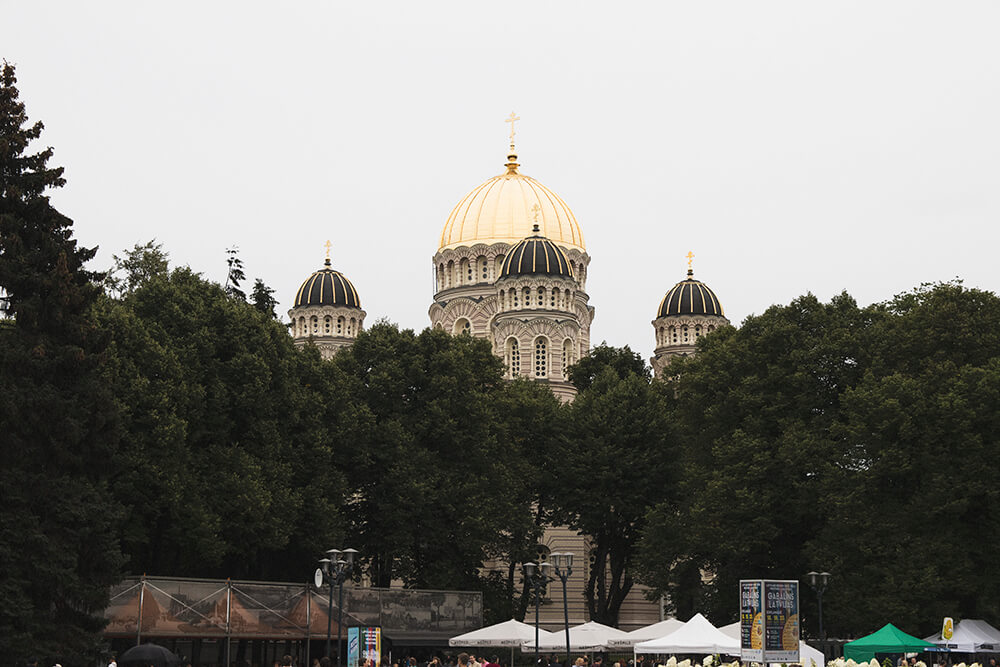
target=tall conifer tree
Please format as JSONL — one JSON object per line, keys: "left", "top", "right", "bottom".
{"left": 0, "top": 62, "right": 123, "bottom": 663}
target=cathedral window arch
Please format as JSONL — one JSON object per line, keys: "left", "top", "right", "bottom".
{"left": 506, "top": 338, "right": 520, "bottom": 378}
{"left": 534, "top": 337, "right": 548, "bottom": 378}
{"left": 562, "top": 338, "right": 573, "bottom": 379}
{"left": 349, "top": 318, "right": 357, "bottom": 336}
{"left": 551, "top": 288, "right": 558, "bottom": 308}
{"left": 682, "top": 325, "right": 689, "bottom": 343}
{"left": 437, "top": 264, "right": 445, "bottom": 291}
{"left": 324, "top": 316, "right": 332, "bottom": 335}
{"left": 446, "top": 260, "right": 454, "bottom": 288}
{"left": 512, "top": 288, "right": 519, "bottom": 308}
{"left": 454, "top": 318, "right": 471, "bottom": 335}
{"left": 695, "top": 324, "right": 702, "bottom": 338}
{"left": 479, "top": 256, "right": 489, "bottom": 281}
{"left": 708, "top": 325, "right": 715, "bottom": 332}
{"left": 670, "top": 326, "right": 677, "bottom": 343}
{"left": 337, "top": 316, "right": 344, "bottom": 334}
{"left": 522, "top": 287, "right": 531, "bottom": 308}
{"left": 298, "top": 317, "right": 306, "bottom": 337}
{"left": 460, "top": 258, "right": 470, "bottom": 284}
{"left": 311, "top": 316, "right": 318, "bottom": 335}
{"left": 537, "top": 286, "right": 545, "bottom": 306}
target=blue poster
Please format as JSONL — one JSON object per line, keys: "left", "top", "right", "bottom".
{"left": 348, "top": 627, "right": 360, "bottom": 667}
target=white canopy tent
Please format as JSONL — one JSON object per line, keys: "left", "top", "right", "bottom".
{"left": 634, "top": 614, "right": 740, "bottom": 655}
{"left": 607, "top": 619, "right": 686, "bottom": 649}
{"left": 522, "top": 621, "right": 631, "bottom": 652}
{"left": 719, "top": 621, "right": 825, "bottom": 667}
{"left": 924, "top": 619, "right": 1000, "bottom": 653}
{"left": 451, "top": 618, "right": 553, "bottom": 665}
{"left": 449, "top": 618, "right": 543, "bottom": 647}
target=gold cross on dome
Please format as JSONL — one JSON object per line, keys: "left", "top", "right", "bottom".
{"left": 505, "top": 111, "right": 520, "bottom": 144}
{"left": 531, "top": 203, "right": 541, "bottom": 223}
{"left": 324, "top": 239, "right": 332, "bottom": 259}
{"left": 686, "top": 251, "right": 694, "bottom": 270}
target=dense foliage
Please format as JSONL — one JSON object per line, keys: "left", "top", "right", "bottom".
{"left": 636, "top": 285, "right": 1000, "bottom": 638}
{"left": 3, "top": 61, "right": 1000, "bottom": 663}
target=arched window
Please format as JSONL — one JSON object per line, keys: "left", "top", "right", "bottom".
{"left": 551, "top": 288, "right": 558, "bottom": 308}
{"left": 512, "top": 289, "right": 519, "bottom": 308}
{"left": 299, "top": 317, "right": 306, "bottom": 337}
{"left": 454, "top": 318, "right": 471, "bottom": 335}
{"left": 446, "top": 261, "right": 454, "bottom": 288}
{"left": 670, "top": 326, "right": 677, "bottom": 343}
{"left": 438, "top": 264, "right": 445, "bottom": 291}
{"left": 311, "top": 316, "right": 318, "bottom": 334}
{"left": 324, "top": 316, "right": 332, "bottom": 335}
{"left": 460, "top": 258, "right": 470, "bottom": 284}
{"left": 506, "top": 338, "right": 520, "bottom": 377}
{"left": 682, "top": 325, "right": 689, "bottom": 343}
{"left": 708, "top": 325, "right": 715, "bottom": 332}
{"left": 695, "top": 325, "right": 702, "bottom": 338}
{"left": 534, "top": 337, "right": 548, "bottom": 378}
{"left": 498, "top": 290, "right": 505, "bottom": 310}
{"left": 562, "top": 339, "right": 573, "bottom": 379}
{"left": 349, "top": 318, "right": 356, "bottom": 336}
{"left": 522, "top": 287, "right": 531, "bottom": 308}
{"left": 537, "top": 287, "right": 546, "bottom": 306}
{"left": 479, "top": 256, "right": 489, "bottom": 280}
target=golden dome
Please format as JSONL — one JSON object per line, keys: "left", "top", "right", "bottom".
{"left": 438, "top": 152, "right": 586, "bottom": 253}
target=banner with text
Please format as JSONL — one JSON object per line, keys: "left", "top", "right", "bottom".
{"left": 741, "top": 580, "right": 799, "bottom": 664}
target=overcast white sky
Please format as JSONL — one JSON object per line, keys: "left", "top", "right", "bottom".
{"left": 5, "top": 2, "right": 999, "bottom": 357}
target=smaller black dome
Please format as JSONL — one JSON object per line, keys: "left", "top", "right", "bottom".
{"left": 657, "top": 270, "right": 724, "bottom": 318}
{"left": 499, "top": 228, "right": 574, "bottom": 280}
{"left": 294, "top": 259, "right": 361, "bottom": 309}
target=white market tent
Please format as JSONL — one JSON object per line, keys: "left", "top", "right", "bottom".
{"left": 635, "top": 613, "right": 740, "bottom": 656}
{"left": 449, "top": 618, "right": 543, "bottom": 647}
{"left": 719, "top": 621, "right": 825, "bottom": 667}
{"left": 607, "top": 619, "right": 686, "bottom": 649}
{"left": 523, "top": 621, "right": 631, "bottom": 652}
{"left": 924, "top": 619, "right": 1000, "bottom": 653}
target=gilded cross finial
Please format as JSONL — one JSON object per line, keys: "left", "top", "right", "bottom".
{"left": 325, "top": 240, "right": 332, "bottom": 260}
{"left": 686, "top": 251, "right": 694, "bottom": 276}
{"left": 531, "top": 203, "right": 541, "bottom": 223}
{"left": 505, "top": 111, "right": 520, "bottom": 147}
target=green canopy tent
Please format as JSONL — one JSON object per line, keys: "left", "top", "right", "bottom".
{"left": 844, "top": 624, "right": 938, "bottom": 662}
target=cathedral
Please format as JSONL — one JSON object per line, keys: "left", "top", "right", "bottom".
{"left": 285, "top": 118, "right": 730, "bottom": 627}
{"left": 287, "top": 119, "right": 728, "bottom": 389}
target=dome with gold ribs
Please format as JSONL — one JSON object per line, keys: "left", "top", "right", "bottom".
{"left": 498, "top": 226, "right": 575, "bottom": 280}
{"left": 657, "top": 270, "right": 724, "bottom": 318}
{"left": 438, "top": 150, "right": 585, "bottom": 253}
{"left": 294, "top": 259, "right": 361, "bottom": 309}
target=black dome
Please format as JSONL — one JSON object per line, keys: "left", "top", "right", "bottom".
{"left": 657, "top": 271, "right": 724, "bottom": 318}
{"left": 499, "top": 230, "right": 574, "bottom": 280}
{"left": 294, "top": 259, "right": 361, "bottom": 308}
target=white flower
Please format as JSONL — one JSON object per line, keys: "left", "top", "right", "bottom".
{"left": 703, "top": 657, "right": 714, "bottom": 666}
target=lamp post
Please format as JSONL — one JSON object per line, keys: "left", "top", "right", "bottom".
{"left": 524, "top": 560, "right": 554, "bottom": 667}
{"left": 549, "top": 552, "right": 574, "bottom": 665}
{"left": 806, "top": 571, "right": 830, "bottom": 660}
{"left": 315, "top": 548, "right": 358, "bottom": 667}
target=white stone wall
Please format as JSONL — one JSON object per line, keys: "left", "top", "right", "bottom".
{"left": 287, "top": 304, "right": 366, "bottom": 360}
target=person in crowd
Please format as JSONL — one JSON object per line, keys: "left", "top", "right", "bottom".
{"left": 281, "top": 656, "right": 294, "bottom": 667}
{"left": 548, "top": 657, "right": 563, "bottom": 667}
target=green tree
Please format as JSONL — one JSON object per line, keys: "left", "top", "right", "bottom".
{"left": 98, "top": 266, "right": 347, "bottom": 580}
{"left": 224, "top": 245, "right": 246, "bottom": 300}
{"left": 556, "top": 352, "right": 671, "bottom": 625}
{"left": 811, "top": 282, "right": 1000, "bottom": 636}
{"left": 330, "top": 321, "right": 550, "bottom": 612}
{"left": 251, "top": 278, "right": 277, "bottom": 318}
{"left": 636, "top": 293, "right": 870, "bottom": 627}
{"left": 103, "top": 239, "right": 169, "bottom": 297}
{"left": 0, "top": 61, "right": 124, "bottom": 664}
{"left": 568, "top": 342, "right": 649, "bottom": 392}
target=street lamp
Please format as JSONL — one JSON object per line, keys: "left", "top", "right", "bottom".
{"left": 805, "top": 571, "right": 831, "bottom": 659}
{"left": 524, "top": 560, "right": 554, "bottom": 667}
{"left": 549, "top": 552, "right": 574, "bottom": 665}
{"left": 315, "top": 548, "right": 358, "bottom": 667}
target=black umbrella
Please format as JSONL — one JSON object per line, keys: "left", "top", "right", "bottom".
{"left": 120, "top": 643, "right": 182, "bottom": 667}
